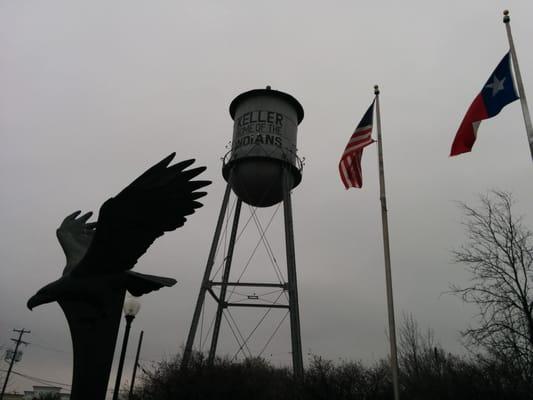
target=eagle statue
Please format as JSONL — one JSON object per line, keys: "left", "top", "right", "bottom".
{"left": 27, "top": 153, "right": 210, "bottom": 400}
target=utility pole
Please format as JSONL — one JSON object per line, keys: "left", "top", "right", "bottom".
{"left": 0, "top": 328, "right": 30, "bottom": 400}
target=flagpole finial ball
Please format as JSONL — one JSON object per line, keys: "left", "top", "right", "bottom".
{"left": 503, "top": 10, "right": 510, "bottom": 23}
{"left": 374, "top": 85, "right": 380, "bottom": 95}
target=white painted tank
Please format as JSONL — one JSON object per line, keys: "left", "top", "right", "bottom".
{"left": 222, "top": 87, "right": 304, "bottom": 207}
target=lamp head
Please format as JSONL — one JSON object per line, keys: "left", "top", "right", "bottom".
{"left": 123, "top": 294, "right": 141, "bottom": 317}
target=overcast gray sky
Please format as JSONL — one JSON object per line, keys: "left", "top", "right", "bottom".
{"left": 2, "top": 0, "right": 533, "bottom": 396}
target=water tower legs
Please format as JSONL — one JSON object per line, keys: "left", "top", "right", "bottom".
{"left": 282, "top": 167, "right": 304, "bottom": 379}
{"left": 181, "top": 171, "right": 304, "bottom": 379}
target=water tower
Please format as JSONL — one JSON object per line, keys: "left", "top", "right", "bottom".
{"left": 182, "top": 87, "right": 305, "bottom": 377}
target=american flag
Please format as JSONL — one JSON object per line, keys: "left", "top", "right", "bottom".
{"left": 339, "top": 101, "right": 375, "bottom": 189}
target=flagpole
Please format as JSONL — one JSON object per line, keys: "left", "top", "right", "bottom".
{"left": 374, "top": 85, "right": 400, "bottom": 400}
{"left": 503, "top": 10, "right": 533, "bottom": 161}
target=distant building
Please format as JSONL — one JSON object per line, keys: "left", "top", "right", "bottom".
{"left": 22, "top": 386, "right": 70, "bottom": 400}
{"left": 3, "top": 393, "right": 24, "bottom": 400}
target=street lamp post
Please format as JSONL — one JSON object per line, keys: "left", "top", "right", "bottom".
{"left": 127, "top": 330, "right": 144, "bottom": 400}
{"left": 112, "top": 295, "right": 141, "bottom": 400}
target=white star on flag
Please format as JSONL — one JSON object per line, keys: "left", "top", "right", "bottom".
{"left": 485, "top": 75, "right": 506, "bottom": 96}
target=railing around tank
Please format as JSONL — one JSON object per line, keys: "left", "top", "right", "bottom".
{"left": 222, "top": 142, "right": 305, "bottom": 173}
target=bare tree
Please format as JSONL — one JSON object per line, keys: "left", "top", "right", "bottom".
{"left": 452, "top": 190, "right": 533, "bottom": 378}
{"left": 398, "top": 313, "right": 439, "bottom": 377}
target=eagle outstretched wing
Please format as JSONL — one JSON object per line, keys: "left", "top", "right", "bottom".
{"left": 57, "top": 211, "right": 97, "bottom": 275}
{"left": 71, "top": 153, "right": 210, "bottom": 276}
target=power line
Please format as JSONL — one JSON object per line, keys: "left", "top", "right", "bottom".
{"left": 29, "top": 343, "right": 70, "bottom": 355}
{"left": 3, "top": 369, "right": 71, "bottom": 389}
{"left": 29, "top": 341, "right": 159, "bottom": 364}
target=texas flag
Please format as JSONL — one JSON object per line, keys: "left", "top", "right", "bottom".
{"left": 450, "top": 52, "right": 519, "bottom": 156}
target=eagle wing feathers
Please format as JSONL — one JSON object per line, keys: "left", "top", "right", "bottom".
{"left": 72, "top": 153, "right": 210, "bottom": 276}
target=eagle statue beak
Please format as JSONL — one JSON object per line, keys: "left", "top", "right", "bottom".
{"left": 27, "top": 288, "right": 56, "bottom": 311}
{"left": 27, "top": 295, "right": 39, "bottom": 311}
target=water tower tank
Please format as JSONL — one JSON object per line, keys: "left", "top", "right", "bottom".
{"left": 222, "top": 87, "right": 304, "bottom": 207}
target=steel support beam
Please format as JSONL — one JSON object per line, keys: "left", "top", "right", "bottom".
{"left": 282, "top": 167, "right": 304, "bottom": 380}
{"left": 210, "top": 282, "right": 287, "bottom": 289}
{"left": 225, "top": 302, "right": 289, "bottom": 309}
{"left": 181, "top": 184, "right": 232, "bottom": 369}
{"left": 207, "top": 199, "right": 243, "bottom": 365}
